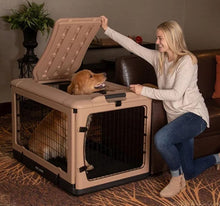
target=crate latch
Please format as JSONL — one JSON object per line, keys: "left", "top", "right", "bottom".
{"left": 105, "top": 92, "right": 126, "bottom": 106}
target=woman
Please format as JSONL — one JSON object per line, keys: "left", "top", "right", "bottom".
{"left": 100, "top": 16, "right": 220, "bottom": 198}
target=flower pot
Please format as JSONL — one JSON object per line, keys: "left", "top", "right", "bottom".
{"left": 22, "top": 28, "right": 39, "bottom": 63}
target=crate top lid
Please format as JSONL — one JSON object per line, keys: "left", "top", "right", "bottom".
{"left": 33, "top": 17, "right": 101, "bottom": 83}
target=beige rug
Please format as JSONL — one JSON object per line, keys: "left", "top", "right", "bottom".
{"left": 0, "top": 114, "right": 219, "bottom": 206}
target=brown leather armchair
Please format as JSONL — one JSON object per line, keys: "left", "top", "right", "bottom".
{"left": 115, "top": 49, "right": 220, "bottom": 174}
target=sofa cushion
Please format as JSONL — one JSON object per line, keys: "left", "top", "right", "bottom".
{"left": 193, "top": 49, "right": 220, "bottom": 99}
{"left": 115, "top": 55, "right": 157, "bottom": 86}
{"left": 212, "top": 55, "right": 220, "bottom": 98}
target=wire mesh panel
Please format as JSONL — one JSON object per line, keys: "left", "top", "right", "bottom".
{"left": 85, "top": 106, "right": 146, "bottom": 179}
{"left": 16, "top": 95, "right": 68, "bottom": 171}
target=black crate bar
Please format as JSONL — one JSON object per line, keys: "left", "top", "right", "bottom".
{"left": 85, "top": 106, "right": 146, "bottom": 179}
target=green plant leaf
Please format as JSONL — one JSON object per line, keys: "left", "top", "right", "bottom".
{"left": 1, "top": 1, "right": 54, "bottom": 35}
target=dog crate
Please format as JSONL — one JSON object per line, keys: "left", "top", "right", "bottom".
{"left": 11, "top": 18, "right": 152, "bottom": 195}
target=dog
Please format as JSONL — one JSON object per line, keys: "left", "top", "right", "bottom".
{"left": 29, "top": 110, "right": 67, "bottom": 160}
{"left": 67, "top": 69, "right": 106, "bottom": 95}
{"left": 28, "top": 69, "right": 107, "bottom": 171}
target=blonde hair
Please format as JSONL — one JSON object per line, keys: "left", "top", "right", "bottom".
{"left": 157, "top": 20, "right": 197, "bottom": 74}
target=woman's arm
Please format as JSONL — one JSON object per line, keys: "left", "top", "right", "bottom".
{"left": 141, "top": 56, "right": 196, "bottom": 101}
{"left": 100, "top": 16, "right": 158, "bottom": 66}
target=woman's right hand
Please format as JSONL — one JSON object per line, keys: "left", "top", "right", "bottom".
{"left": 130, "top": 84, "right": 143, "bottom": 95}
{"left": 100, "top": 16, "right": 108, "bottom": 31}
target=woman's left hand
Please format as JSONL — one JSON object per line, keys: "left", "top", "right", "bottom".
{"left": 129, "top": 84, "right": 143, "bottom": 95}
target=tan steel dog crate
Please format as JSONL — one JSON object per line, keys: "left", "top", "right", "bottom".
{"left": 11, "top": 17, "right": 152, "bottom": 195}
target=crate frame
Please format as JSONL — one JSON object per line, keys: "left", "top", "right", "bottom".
{"left": 11, "top": 80, "right": 152, "bottom": 195}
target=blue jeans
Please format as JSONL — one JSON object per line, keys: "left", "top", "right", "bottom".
{"left": 154, "top": 112, "right": 217, "bottom": 180}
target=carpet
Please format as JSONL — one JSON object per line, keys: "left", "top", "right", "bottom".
{"left": 0, "top": 114, "right": 220, "bottom": 206}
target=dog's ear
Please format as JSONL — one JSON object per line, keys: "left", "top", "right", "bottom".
{"left": 67, "top": 81, "right": 79, "bottom": 94}
{"left": 73, "top": 83, "right": 80, "bottom": 95}
{"left": 67, "top": 83, "right": 74, "bottom": 94}
{"left": 67, "top": 81, "right": 81, "bottom": 95}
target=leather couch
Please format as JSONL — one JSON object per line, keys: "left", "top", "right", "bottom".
{"left": 115, "top": 49, "right": 220, "bottom": 174}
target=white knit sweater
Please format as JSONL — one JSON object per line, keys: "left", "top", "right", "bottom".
{"left": 105, "top": 27, "right": 209, "bottom": 127}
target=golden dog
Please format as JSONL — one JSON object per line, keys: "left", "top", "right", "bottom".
{"left": 67, "top": 69, "right": 106, "bottom": 95}
{"left": 28, "top": 69, "right": 107, "bottom": 171}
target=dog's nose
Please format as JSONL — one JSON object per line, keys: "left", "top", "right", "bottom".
{"left": 103, "top": 72, "right": 107, "bottom": 77}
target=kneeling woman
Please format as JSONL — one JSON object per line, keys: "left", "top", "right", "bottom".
{"left": 100, "top": 15, "right": 220, "bottom": 198}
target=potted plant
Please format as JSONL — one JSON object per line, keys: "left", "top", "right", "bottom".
{"left": 2, "top": 1, "right": 54, "bottom": 62}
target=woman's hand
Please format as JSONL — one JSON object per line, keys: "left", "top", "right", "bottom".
{"left": 129, "top": 84, "right": 143, "bottom": 95}
{"left": 100, "top": 16, "right": 108, "bottom": 31}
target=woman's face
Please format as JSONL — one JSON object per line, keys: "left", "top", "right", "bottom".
{"left": 156, "top": 29, "right": 169, "bottom": 53}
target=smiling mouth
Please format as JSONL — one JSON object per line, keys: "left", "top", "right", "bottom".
{"left": 94, "top": 82, "right": 106, "bottom": 89}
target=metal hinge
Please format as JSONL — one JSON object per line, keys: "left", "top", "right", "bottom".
{"left": 79, "top": 166, "right": 87, "bottom": 173}
{"left": 115, "top": 100, "right": 121, "bottom": 107}
{"left": 79, "top": 127, "right": 87, "bottom": 132}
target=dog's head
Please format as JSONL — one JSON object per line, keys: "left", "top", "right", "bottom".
{"left": 67, "top": 69, "right": 107, "bottom": 95}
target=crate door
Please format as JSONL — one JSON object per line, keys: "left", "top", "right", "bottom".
{"left": 84, "top": 106, "right": 147, "bottom": 180}
{"left": 15, "top": 94, "right": 68, "bottom": 172}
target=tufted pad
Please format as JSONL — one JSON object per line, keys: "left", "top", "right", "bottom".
{"left": 33, "top": 17, "right": 101, "bottom": 83}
